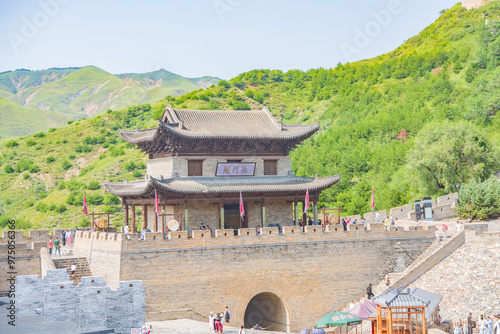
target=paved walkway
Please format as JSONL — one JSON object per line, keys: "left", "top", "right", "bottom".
{"left": 147, "top": 319, "right": 298, "bottom": 334}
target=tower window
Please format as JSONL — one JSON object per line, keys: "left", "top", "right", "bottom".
{"left": 188, "top": 160, "right": 203, "bottom": 176}
{"left": 264, "top": 160, "right": 277, "bottom": 175}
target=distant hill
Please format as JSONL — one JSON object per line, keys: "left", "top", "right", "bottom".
{"left": 1, "top": 2, "right": 500, "bottom": 230}
{"left": 0, "top": 97, "right": 70, "bottom": 138}
{"left": 0, "top": 66, "right": 220, "bottom": 137}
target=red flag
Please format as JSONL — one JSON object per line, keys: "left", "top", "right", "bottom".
{"left": 304, "top": 189, "right": 310, "bottom": 214}
{"left": 239, "top": 191, "right": 245, "bottom": 220}
{"left": 371, "top": 186, "right": 375, "bottom": 210}
{"left": 83, "top": 194, "right": 88, "bottom": 216}
{"left": 154, "top": 189, "right": 159, "bottom": 216}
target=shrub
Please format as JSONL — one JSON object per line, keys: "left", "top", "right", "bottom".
{"left": 61, "top": 160, "right": 72, "bottom": 170}
{"left": 132, "top": 169, "right": 142, "bottom": 178}
{"left": 55, "top": 204, "right": 67, "bottom": 213}
{"left": 23, "top": 173, "right": 30, "bottom": 179}
{"left": 5, "top": 140, "right": 19, "bottom": 148}
{"left": 26, "top": 200, "right": 34, "bottom": 207}
{"left": 67, "top": 120, "right": 74, "bottom": 124}
{"left": 48, "top": 127, "right": 56, "bottom": 132}
{"left": 26, "top": 139, "right": 37, "bottom": 146}
{"left": 75, "top": 144, "right": 92, "bottom": 153}
{"left": 35, "top": 202, "right": 49, "bottom": 213}
{"left": 46, "top": 156, "right": 56, "bottom": 163}
{"left": 28, "top": 165, "right": 40, "bottom": 173}
{"left": 3, "top": 164, "right": 14, "bottom": 173}
{"left": 123, "top": 162, "right": 137, "bottom": 171}
{"left": 87, "top": 180, "right": 101, "bottom": 190}
{"left": 16, "top": 158, "right": 35, "bottom": 172}
{"left": 137, "top": 161, "right": 146, "bottom": 169}
{"left": 33, "top": 132, "right": 46, "bottom": 138}
{"left": 62, "top": 139, "right": 68, "bottom": 144}
{"left": 231, "top": 100, "right": 251, "bottom": 110}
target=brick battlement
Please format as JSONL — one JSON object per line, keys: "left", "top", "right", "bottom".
{"left": 73, "top": 224, "right": 433, "bottom": 253}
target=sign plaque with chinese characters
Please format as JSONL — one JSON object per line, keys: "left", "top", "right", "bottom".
{"left": 216, "top": 163, "right": 256, "bottom": 176}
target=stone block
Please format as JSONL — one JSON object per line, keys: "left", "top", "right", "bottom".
{"left": 282, "top": 226, "right": 303, "bottom": 234}
{"left": 45, "top": 282, "right": 78, "bottom": 322}
{"left": 192, "top": 230, "right": 211, "bottom": 238}
{"left": 215, "top": 229, "right": 235, "bottom": 237}
{"left": 79, "top": 276, "right": 107, "bottom": 288}
{"left": 260, "top": 227, "right": 279, "bottom": 235}
{"left": 79, "top": 287, "right": 108, "bottom": 330}
{"left": 17, "top": 275, "right": 43, "bottom": 315}
{"left": 238, "top": 228, "right": 257, "bottom": 236}
{"left": 168, "top": 231, "right": 187, "bottom": 239}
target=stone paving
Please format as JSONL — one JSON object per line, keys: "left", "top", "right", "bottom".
{"left": 409, "top": 220, "right": 500, "bottom": 323}
{"left": 147, "top": 319, "right": 299, "bottom": 334}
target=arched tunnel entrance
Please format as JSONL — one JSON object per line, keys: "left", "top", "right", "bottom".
{"left": 244, "top": 292, "right": 289, "bottom": 332}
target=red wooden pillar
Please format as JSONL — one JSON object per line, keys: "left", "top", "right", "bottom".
{"left": 131, "top": 205, "right": 136, "bottom": 233}
{"left": 142, "top": 204, "right": 147, "bottom": 230}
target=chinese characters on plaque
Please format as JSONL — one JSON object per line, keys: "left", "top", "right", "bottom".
{"left": 216, "top": 163, "right": 256, "bottom": 176}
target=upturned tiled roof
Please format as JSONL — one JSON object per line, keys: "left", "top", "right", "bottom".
{"left": 119, "top": 105, "right": 319, "bottom": 143}
{"left": 104, "top": 175, "right": 340, "bottom": 197}
{"left": 372, "top": 287, "right": 441, "bottom": 309}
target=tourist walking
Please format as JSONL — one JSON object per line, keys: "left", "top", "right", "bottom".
{"left": 486, "top": 316, "right": 493, "bottom": 334}
{"left": 70, "top": 263, "right": 76, "bottom": 278}
{"left": 214, "top": 312, "right": 223, "bottom": 333}
{"left": 61, "top": 230, "right": 66, "bottom": 246}
{"left": 456, "top": 221, "right": 462, "bottom": 233}
{"left": 366, "top": 284, "right": 374, "bottom": 299}
{"left": 239, "top": 325, "right": 246, "bottom": 334}
{"left": 435, "top": 228, "right": 440, "bottom": 244}
{"left": 385, "top": 274, "right": 391, "bottom": 287}
{"left": 124, "top": 224, "right": 130, "bottom": 234}
{"left": 384, "top": 216, "right": 390, "bottom": 231}
{"left": 442, "top": 223, "right": 448, "bottom": 239}
{"left": 480, "top": 315, "right": 488, "bottom": 334}
{"left": 362, "top": 219, "right": 367, "bottom": 230}
{"left": 224, "top": 306, "right": 231, "bottom": 328}
{"left": 375, "top": 212, "right": 380, "bottom": 224}
{"left": 53, "top": 237, "right": 61, "bottom": 256}
{"left": 468, "top": 313, "right": 476, "bottom": 334}
{"left": 209, "top": 312, "right": 215, "bottom": 333}
{"left": 342, "top": 218, "right": 347, "bottom": 231}
{"left": 256, "top": 225, "right": 261, "bottom": 235}
{"left": 67, "top": 230, "right": 72, "bottom": 246}
{"left": 48, "top": 237, "right": 53, "bottom": 255}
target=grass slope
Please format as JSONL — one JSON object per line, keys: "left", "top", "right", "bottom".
{"left": 0, "top": 97, "right": 70, "bottom": 139}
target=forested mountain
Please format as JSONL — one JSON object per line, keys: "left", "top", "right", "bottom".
{"left": 1, "top": 2, "right": 500, "bottom": 230}
{"left": 0, "top": 67, "right": 220, "bottom": 138}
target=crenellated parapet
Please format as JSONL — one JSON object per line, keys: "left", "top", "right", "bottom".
{"left": 73, "top": 224, "right": 433, "bottom": 253}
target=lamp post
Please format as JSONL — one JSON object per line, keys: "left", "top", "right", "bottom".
{"left": 456, "top": 183, "right": 461, "bottom": 220}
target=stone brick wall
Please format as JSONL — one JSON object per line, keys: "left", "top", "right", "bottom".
{"left": 436, "top": 193, "right": 458, "bottom": 206}
{"left": 0, "top": 230, "right": 47, "bottom": 292}
{"left": 17, "top": 269, "right": 145, "bottom": 334}
{"left": 390, "top": 204, "right": 412, "bottom": 219}
{"left": 73, "top": 227, "right": 434, "bottom": 331}
{"left": 147, "top": 155, "right": 292, "bottom": 178}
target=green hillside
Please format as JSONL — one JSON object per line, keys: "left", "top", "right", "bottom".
{"left": 1, "top": 2, "right": 500, "bottom": 231}
{"left": 0, "top": 67, "right": 220, "bottom": 137}
{"left": 0, "top": 97, "right": 70, "bottom": 138}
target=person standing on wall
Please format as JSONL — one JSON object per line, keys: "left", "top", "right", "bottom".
{"left": 48, "top": 237, "right": 53, "bottom": 256}
{"left": 53, "top": 237, "right": 61, "bottom": 256}
{"left": 468, "top": 312, "right": 476, "bottom": 334}
{"left": 61, "top": 230, "right": 66, "bottom": 246}
{"left": 366, "top": 284, "right": 374, "bottom": 299}
{"left": 224, "top": 306, "right": 231, "bottom": 328}
{"left": 442, "top": 223, "right": 448, "bottom": 239}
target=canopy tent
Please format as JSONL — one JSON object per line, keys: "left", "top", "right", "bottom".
{"left": 316, "top": 311, "right": 362, "bottom": 328}
{"left": 348, "top": 299, "right": 377, "bottom": 321}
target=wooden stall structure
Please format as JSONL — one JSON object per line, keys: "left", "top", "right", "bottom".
{"left": 369, "top": 287, "right": 442, "bottom": 334}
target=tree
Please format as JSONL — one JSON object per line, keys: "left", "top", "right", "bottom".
{"left": 406, "top": 120, "right": 498, "bottom": 193}
{"left": 458, "top": 178, "right": 500, "bottom": 219}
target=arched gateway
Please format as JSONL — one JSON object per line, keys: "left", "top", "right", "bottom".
{"left": 244, "top": 292, "right": 289, "bottom": 332}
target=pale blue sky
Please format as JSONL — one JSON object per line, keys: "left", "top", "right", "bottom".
{"left": 0, "top": 0, "right": 459, "bottom": 79}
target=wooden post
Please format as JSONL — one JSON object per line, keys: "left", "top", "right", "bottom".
{"left": 91, "top": 212, "right": 95, "bottom": 230}
{"left": 124, "top": 204, "right": 129, "bottom": 228}
{"left": 184, "top": 200, "right": 188, "bottom": 233}
{"left": 219, "top": 200, "right": 225, "bottom": 230}
{"left": 293, "top": 197, "right": 299, "bottom": 226}
{"left": 142, "top": 204, "right": 147, "bottom": 230}
{"left": 131, "top": 205, "right": 136, "bottom": 233}
{"left": 302, "top": 201, "right": 307, "bottom": 224}
{"left": 261, "top": 198, "right": 266, "bottom": 227}
{"left": 153, "top": 209, "right": 158, "bottom": 232}
{"left": 421, "top": 308, "right": 426, "bottom": 334}
{"left": 313, "top": 195, "right": 318, "bottom": 224}
{"left": 107, "top": 212, "right": 110, "bottom": 230}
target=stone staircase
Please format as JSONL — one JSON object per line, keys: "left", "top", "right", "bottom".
{"left": 52, "top": 256, "right": 92, "bottom": 285}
